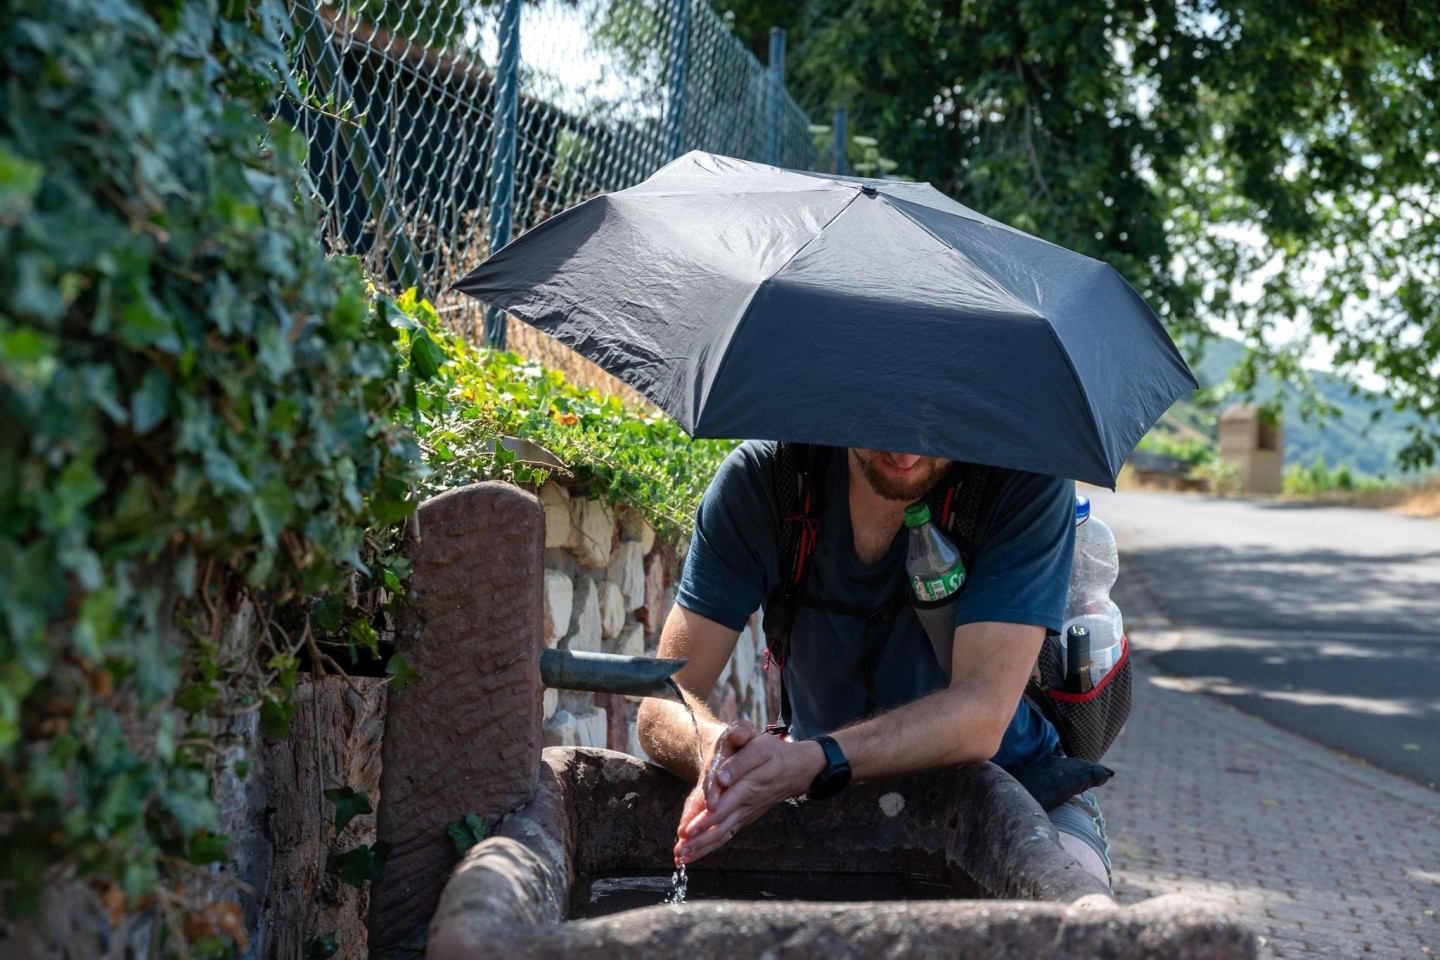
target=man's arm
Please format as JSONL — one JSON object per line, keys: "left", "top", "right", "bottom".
{"left": 677, "top": 619, "right": 1044, "bottom": 862}
{"left": 635, "top": 604, "right": 743, "bottom": 785}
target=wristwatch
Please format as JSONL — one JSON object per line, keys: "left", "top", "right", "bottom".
{"left": 805, "top": 734, "right": 852, "bottom": 800}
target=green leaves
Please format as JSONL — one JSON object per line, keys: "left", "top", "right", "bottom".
{"left": 447, "top": 813, "right": 490, "bottom": 860}
{"left": 323, "top": 787, "right": 373, "bottom": 835}
{"left": 1, "top": 0, "right": 433, "bottom": 929}
{"left": 407, "top": 317, "right": 735, "bottom": 543}
{"left": 0, "top": 145, "right": 44, "bottom": 225}
{"left": 384, "top": 653, "right": 421, "bottom": 692}
{"left": 335, "top": 840, "right": 392, "bottom": 889}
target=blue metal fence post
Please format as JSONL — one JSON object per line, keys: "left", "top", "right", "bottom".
{"left": 484, "top": 0, "right": 522, "bottom": 348}
{"left": 664, "top": 0, "right": 691, "bottom": 160}
{"left": 767, "top": 27, "right": 786, "bottom": 166}
{"left": 833, "top": 105, "right": 848, "bottom": 176}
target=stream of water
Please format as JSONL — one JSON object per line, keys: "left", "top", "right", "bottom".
{"left": 662, "top": 677, "right": 706, "bottom": 906}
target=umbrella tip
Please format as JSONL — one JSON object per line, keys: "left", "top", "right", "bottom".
{"left": 861, "top": 184, "right": 878, "bottom": 196}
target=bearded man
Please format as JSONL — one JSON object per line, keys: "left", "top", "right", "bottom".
{"left": 635, "top": 442, "right": 1111, "bottom": 884}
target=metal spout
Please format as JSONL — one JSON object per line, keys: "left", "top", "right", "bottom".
{"left": 539, "top": 649, "right": 687, "bottom": 701}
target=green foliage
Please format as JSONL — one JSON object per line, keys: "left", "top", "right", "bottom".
{"left": 0, "top": 0, "right": 425, "bottom": 938}
{"left": 305, "top": 935, "right": 341, "bottom": 960}
{"left": 334, "top": 839, "right": 392, "bottom": 889}
{"left": 323, "top": 787, "right": 374, "bottom": 835}
{"left": 446, "top": 813, "right": 490, "bottom": 859}
{"left": 1283, "top": 457, "right": 1399, "bottom": 496}
{"left": 1135, "top": 432, "right": 1216, "bottom": 470}
{"left": 401, "top": 292, "right": 737, "bottom": 542}
{"left": 718, "top": 0, "right": 1440, "bottom": 468}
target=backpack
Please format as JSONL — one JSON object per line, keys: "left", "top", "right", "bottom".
{"left": 758, "top": 442, "right": 1130, "bottom": 767}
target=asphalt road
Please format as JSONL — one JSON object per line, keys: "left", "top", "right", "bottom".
{"left": 1086, "top": 488, "right": 1440, "bottom": 789}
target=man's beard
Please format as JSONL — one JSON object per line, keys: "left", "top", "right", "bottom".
{"left": 852, "top": 450, "right": 952, "bottom": 502}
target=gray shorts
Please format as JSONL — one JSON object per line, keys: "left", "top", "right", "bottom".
{"left": 1048, "top": 790, "right": 1111, "bottom": 882}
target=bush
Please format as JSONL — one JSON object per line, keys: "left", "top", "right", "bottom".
{"left": 404, "top": 293, "right": 736, "bottom": 543}
{"left": 0, "top": 0, "right": 425, "bottom": 937}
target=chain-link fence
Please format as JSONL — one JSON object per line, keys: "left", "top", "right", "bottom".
{"left": 284, "top": 0, "right": 849, "bottom": 373}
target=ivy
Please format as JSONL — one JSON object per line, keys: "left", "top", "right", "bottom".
{"left": 323, "top": 787, "right": 374, "bottom": 835}
{"left": 0, "top": 0, "right": 426, "bottom": 941}
{"left": 0, "top": 0, "right": 733, "bottom": 945}
{"left": 446, "top": 813, "right": 491, "bottom": 860}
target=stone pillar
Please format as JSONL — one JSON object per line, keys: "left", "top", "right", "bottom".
{"left": 369, "top": 483, "right": 545, "bottom": 958}
{"left": 1218, "top": 403, "right": 1283, "bottom": 494}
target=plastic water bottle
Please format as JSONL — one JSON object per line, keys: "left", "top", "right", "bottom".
{"left": 1062, "top": 495, "right": 1124, "bottom": 686}
{"left": 904, "top": 503, "right": 965, "bottom": 674}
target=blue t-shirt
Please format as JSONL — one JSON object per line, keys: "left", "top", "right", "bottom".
{"left": 677, "top": 441, "right": 1074, "bottom": 767}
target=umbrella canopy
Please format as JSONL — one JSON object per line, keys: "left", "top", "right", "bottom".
{"left": 455, "top": 151, "right": 1197, "bottom": 487}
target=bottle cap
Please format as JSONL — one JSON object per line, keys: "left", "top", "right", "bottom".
{"left": 903, "top": 503, "right": 931, "bottom": 527}
{"left": 1074, "top": 494, "right": 1091, "bottom": 526}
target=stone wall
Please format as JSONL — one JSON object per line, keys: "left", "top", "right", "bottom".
{"left": 536, "top": 481, "right": 772, "bottom": 753}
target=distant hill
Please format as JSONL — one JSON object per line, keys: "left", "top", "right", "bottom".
{"left": 1159, "top": 337, "right": 1424, "bottom": 479}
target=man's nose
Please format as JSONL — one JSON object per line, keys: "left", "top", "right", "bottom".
{"left": 888, "top": 453, "right": 922, "bottom": 469}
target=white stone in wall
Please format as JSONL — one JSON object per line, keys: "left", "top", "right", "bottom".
{"left": 543, "top": 709, "right": 578, "bottom": 748}
{"left": 543, "top": 687, "right": 559, "bottom": 721}
{"left": 540, "top": 482, "right": 572, "bottom": 550}
{"left": 599, "top": 582, "right": 625, "bottom": 640}
{"left": 569, "top": 497, "right": 615, "bottom": 569}
{"left": 543, "top": 569, "right": 574, "bottom": 647}
{"left": 573, "top": 706, "right": 608, "bottom": 749}
{"left": 615, "top": 623, "right": 645, "bottom": 659}
{"left": 608, "top": 541, "right": 646, "bottom": 611}
{"left": 564, "top": 578, "right": 602, "bottom": 654}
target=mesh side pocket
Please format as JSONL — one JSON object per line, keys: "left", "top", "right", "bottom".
{"left": 1030, "top": 634, "right": 1132, "bottom": 762}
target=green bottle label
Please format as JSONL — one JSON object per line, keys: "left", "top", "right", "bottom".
{"left": 911, "top": 565, "right": 965, "bottom": 602}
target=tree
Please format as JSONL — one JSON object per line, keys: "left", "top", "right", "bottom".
{"left": 719, "top": 0, "right": 1440, "bottom": 468}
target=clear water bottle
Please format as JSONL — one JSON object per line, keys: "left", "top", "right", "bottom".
{"left": 1062, "top": 495, "right": 1124, "bottom": 686}
{"left": 904, "top": 503, "right": 966, "bottom": 674}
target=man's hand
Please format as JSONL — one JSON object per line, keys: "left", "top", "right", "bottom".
{"left": 674, "top": 723, "right": 824, "bottom": 864}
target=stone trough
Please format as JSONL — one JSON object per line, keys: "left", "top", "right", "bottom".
{"left": 371, "top": 483, "right": 1256, "bottom": 960}
{"left": 427, "top": 750, "right": 1251, "bottom": 959}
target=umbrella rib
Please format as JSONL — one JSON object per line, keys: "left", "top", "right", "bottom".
{"left": 882, "top": 196, "right": 1047, "bottom": 324}
{"left": 693, "top": 191, "right": 867, "bottom": 425}
{"left": 882, "top": 195, "right": 1113, "bottom": 481}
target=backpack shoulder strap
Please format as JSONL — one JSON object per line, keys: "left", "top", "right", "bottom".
{"left": 936, "top": 461, "right": 991, "bottom": 570}
{"left": 762, "top": 442, "right": 831, "bottom": 670}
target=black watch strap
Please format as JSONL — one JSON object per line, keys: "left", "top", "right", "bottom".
{"left": 806, "top": 734, "right": 852, "bottom": 800}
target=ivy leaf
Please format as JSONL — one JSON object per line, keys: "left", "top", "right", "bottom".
{"left": 260, "top": 695, "right": 296, "bottom": 739}
{"left": 304, "top": 935, "right": 340, "bottom": 960}
{"left": 187, "top": 832, "right": 231, "bottom": 866}
{"left": 385, "top": 653, "right": 421, "bottom": 691}
{"left": 410, "top": 330, "right": 443, "bottom": 381}
{"left": 0, "top": 145, "right": 44, "bottom": 222}
{"left": 334, "top": 840, "right": 393, "bottom": 889}
{"left": 323, "top": 786, "right": 373, "bottom": 835}
{"left": 447, "top": 813, "right": 490, "bottom": 859}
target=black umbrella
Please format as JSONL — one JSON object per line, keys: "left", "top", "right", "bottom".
{"left": 455, "top": 151, "right": 1196, "bottom": 486}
